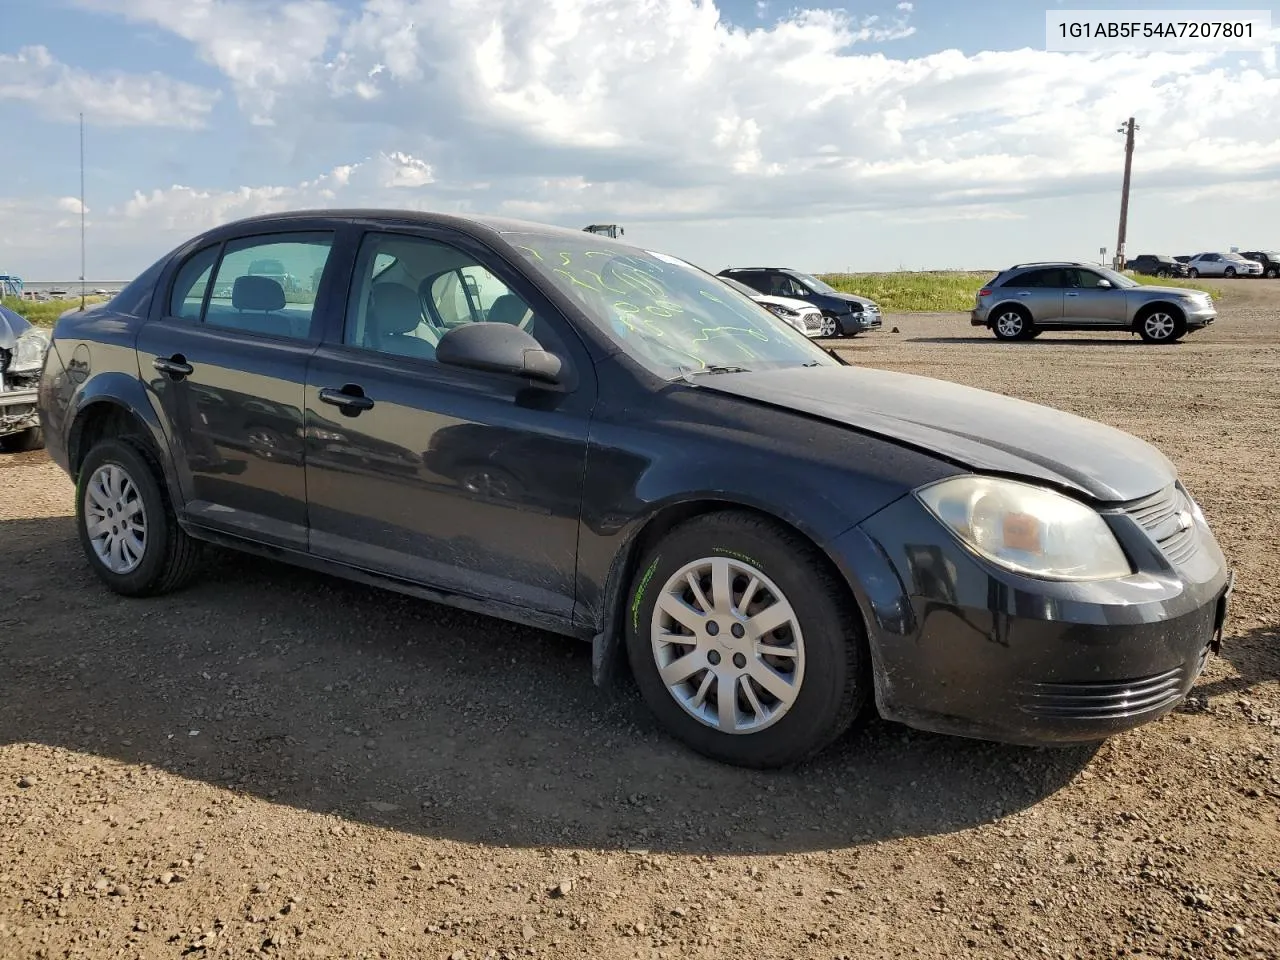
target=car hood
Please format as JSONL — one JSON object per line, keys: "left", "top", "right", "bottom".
{"left": 753, "top": 293, "right": 818, "bottom": 312}
{"left": 0, "top": 305, "right": 33, "bottom": 349}
{"left": 828, "top": 292, "right": 877, "bottom": 309}
{"left": 1128, "top": 284, "right": 1208, "bottom": 297}
{"left": 692, "top": 366, "right": 1175, "bottom": 503}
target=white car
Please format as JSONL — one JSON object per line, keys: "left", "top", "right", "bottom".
{"left": 1185, "top": 252, "right": 1264, "bottom": 278}
{"left": 719, "top": 276, "right": 830, "bottom": 338}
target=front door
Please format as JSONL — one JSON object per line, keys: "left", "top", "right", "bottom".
{"left": 137, "top": 230, "right": 338, "bottom": 550}
{"left": 1062, "top": 268, "right": 1124, "bottom": 325}
{"left": 302, "top": 228, "right": 596, "bottom": 619}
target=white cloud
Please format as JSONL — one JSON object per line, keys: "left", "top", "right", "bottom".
{"left": 57, "top": 197, "right": 87, "bottom": 215}
{"left": 73, "top": 0, "right": 343, "bottom": 124}
{"left": 0, "top": 44, "right": 219, "bottom": 128}
{"left": 7, "top": 0, "right": 1280, "bottom": 276}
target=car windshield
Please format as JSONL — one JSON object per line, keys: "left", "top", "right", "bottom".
{"left": 1095, "top": 266, "right": 1139, "bottom": 288}
{"left": 508, "top": 233, "right": 836, "bottom": 377}
{"left": 791, "top": 271, "right": 837, "bottom": 294}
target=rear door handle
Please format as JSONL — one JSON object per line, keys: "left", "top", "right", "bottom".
{"left": 319, "top": 385, "right": 375, "bottom": 415}
{"left": 1066, "top": 292, "right": 1079, "bottom": 297}
{"left": 153, "top": 355, "right": 193, "bottom": 379}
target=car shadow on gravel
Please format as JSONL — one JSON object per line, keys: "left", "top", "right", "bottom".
{"left": 906, "top": 336, "right": 1153, "bottom": 346}
{"left": 1, "top": 515, "right": 1099, "bottom": 856}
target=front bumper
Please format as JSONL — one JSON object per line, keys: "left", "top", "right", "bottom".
{"left": 840, "top": 310, "right": 883, "bottom": 333}
{"left": 832, "top": 488, "right": 1233, "bottom": 746}
{"left": 0, "top": 386, "right": 40, "bottom": 436}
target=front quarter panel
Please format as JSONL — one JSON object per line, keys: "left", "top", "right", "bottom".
{"left": 573, "top": 360, "right": 963, "bottom": 630}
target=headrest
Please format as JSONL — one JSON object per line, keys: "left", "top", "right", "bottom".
{"left": 369, "top": 282, "right": 423, "bottom": 335}
{"left": 232, "top": 275, "right": 285, "bottom": 312}
{"left": 487, "top": 293, "right": 529, "bottom": 326}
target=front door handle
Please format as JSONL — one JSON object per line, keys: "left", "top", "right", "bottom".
{"left": 319, "top": 384, "right": 375, "bottom": 416}
{"left": 1065, "top": 292, "right": 1079, "bottom": 297}
{"left": 1017, "top": 291, "right": 1031, "bottom": 297}
{"left": 153, "top": 355, "right": 194, "bottom": 379}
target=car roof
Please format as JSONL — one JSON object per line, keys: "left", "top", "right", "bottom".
{"left": 207, "top": 208, "right": 633, "bottom": 248}
{"left": 720, "top": 267, "right": 800, "bottom": 273}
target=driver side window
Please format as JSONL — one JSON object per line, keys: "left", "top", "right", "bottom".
{"left": 344, "top": 232, "right": 557, "bottom": 363}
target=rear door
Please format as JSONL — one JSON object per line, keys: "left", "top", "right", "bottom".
{"left": 137, "top": 228, "right": 342, "bottom": 549}
{"left": 998, "top": 268, "right": 1065, "bottom": 324}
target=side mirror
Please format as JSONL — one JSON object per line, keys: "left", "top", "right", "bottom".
{"left": 1096, "top": 279, "right": 1112, "bottom": 288}
{"left": 436, "top": 322, "right": 562, "bottom": 384}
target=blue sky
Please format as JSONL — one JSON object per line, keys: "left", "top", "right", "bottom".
{"left": 2, "top": 0, "right": 1278, "bottom": 279}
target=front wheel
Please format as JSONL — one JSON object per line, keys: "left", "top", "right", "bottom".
{"left": 1224, "top": 267, "right": 1237, "bottom": 278}
{"left": 820, "top": 316, "right": 838, "bottom": 338}
{"left": 1188, "top": 268, "right": 1200, "bottom": 278}
{"left": 624, "top": 511, "right": 870, "bottom": 768}
{"left": 75, "top": 438, "right": 203, "bottom": 596}
{"left": 1266, "top": 267, "right": 1278, "bottom": 279}
{"left": 1137, "top": 309, "right": 1185, "bottom": 344}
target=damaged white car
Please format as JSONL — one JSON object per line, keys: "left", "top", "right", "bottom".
{"left": 0, "top": 304, "right": 48, "bottom": 452}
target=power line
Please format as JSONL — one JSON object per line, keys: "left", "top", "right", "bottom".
{"left": 1114, "top": 117, "right": 1138, "bottom": 270}
{"left": 79, "top": 112, "right": 86, "bottom": 312}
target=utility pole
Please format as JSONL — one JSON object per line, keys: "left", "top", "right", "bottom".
{"left": 79, "top": 112, "right": 86, "bottom": 312}
{"left": 1114, "top": 117, "right": 1138, "bottom": 270}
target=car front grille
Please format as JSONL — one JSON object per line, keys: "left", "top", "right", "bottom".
{"left": 801, "top": 313, "right": 823, "bottom": 331}
{"left": 1020, "top": 667, "right": 1185, "bottom": 720}
{"left": 1124, "top": 484, "right": 1199, "bottom": 565}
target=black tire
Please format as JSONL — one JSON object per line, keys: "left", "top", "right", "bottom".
{"left": 990, "top": 306, "right": 1033, "bottom": 341}
{"left": 1267, "top": 267, "right": 1278, "bottom": 279}
{"left": 624, "top": 510, "right": 871, "bottom": 768}
{"left": 75, "top": 438, "right": 203, "bottom": 597}
{"left": 0, "top": 426, "right": 43, "bottom": 452}
{"left": 1224, "top": 267, "right": 1236, "bottom": 278}
{"left": 1188, "top": 268, "right": 1200, "bottom": 278}
{"left": 1155, "top": 269, "right": 1169, "bottom": 278}
{"left": 1136, "top": 306, "right": 1186, "bottom": 344}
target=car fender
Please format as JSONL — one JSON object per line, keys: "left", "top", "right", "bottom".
{"left": 65, "top": 371, "right": 183, "bottom": 506}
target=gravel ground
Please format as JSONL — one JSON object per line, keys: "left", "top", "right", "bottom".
{"left": 2, "top": 288, "right": 1278, "bottom": 960}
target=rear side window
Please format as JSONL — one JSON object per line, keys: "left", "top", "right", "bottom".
{"left": 204, "top": 233, "right": 334, "bottom": 339}
{"left": 168, "top": 245, "right": 220, "bottom": 319}
{"left": 1004, "top": 268, "right": 1062, "bottom": 288}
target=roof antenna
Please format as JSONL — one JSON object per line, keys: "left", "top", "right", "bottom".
{"left": 79, "top": 111, "right": 86, "bottom": 312}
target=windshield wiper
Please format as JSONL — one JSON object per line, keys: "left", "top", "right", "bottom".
{"left": 683, "top": 364, "right": 752, "bottom": 376}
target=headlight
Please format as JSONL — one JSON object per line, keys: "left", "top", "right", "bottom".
{"left": 915, "top": 476, "right": 1132, "bottom": 581}
{"left": 765, "top": 303, "right": 798, "bottom": 317}
{"left": 7, "top": 330, "right": 51, "bottom": 374}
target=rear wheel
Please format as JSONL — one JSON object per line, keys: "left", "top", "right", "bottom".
{"left": 625, "top": 511, "right": 870, "bottom": 768}
{"left": 991, "top": 307, "right": 1033, "bottom": 341}
{"left": 75, "top": 438, "right": 203, "bottom": 596}
{"left": 1137, "top": 307, "right": 1185, "bottom": 344}
{"left": 0, "top": 426, "right": 43, "bottom": 452}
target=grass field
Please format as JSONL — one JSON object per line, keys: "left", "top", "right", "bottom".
{"left": 819, "top": 271, "right": 1227, "bottom": 312}
{"left": 2, "top": 295, "right": 109, "bottom": 327}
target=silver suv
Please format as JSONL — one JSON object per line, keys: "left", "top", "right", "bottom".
{"left": 971, "top": 262, "right": 1217, "bottom": 344}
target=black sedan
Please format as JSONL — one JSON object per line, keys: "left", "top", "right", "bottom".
{"left": 36, "top": 210, "right": 1233, "bottom": 768}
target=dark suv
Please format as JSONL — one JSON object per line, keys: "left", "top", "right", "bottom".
{"left": 1240, "top": 251, "right": 1280, "bottom": 278}
{"left": 716, "top": 267, "right": 881, "bottom": 336}
{"left": 1124, "top": 254, "right": 1189, "bottom": 279}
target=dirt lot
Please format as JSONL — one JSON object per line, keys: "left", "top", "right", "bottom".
{"left": 2, "top": 285, "right": 1278, "bottom": 960}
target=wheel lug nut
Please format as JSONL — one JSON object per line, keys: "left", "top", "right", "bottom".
{"left": 707, "top": 650, "right": 722, "bottom": 666}
{"left": 733, "top": 653, "right": 747, "bottom": 669}
{"left": 705, "top": 621, "right": 719, "bottom": 637}
{"left": 730, "top": 623, "right": 745, "bottom": 639}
